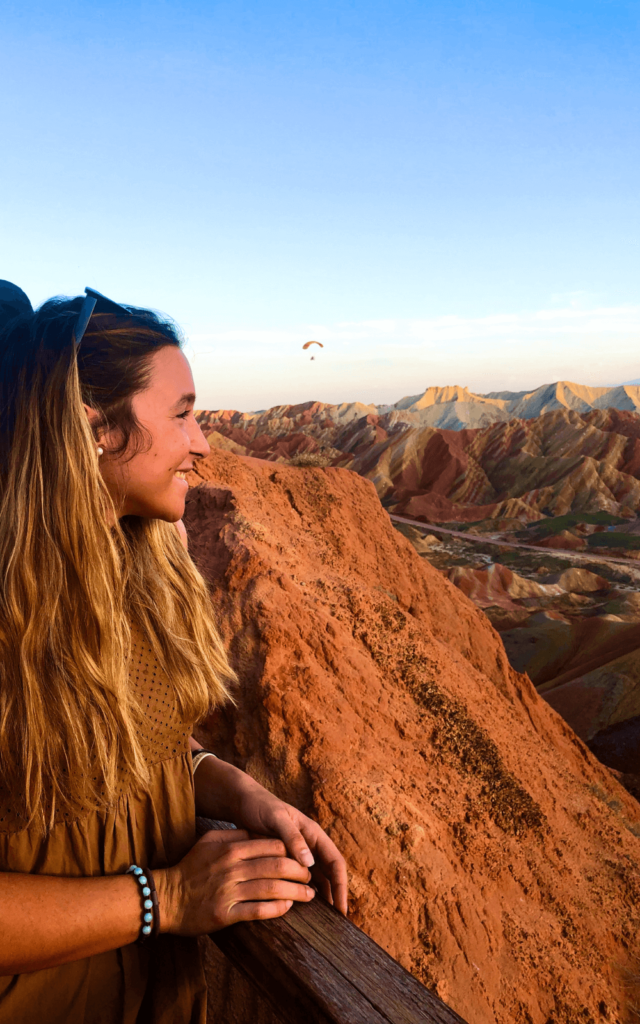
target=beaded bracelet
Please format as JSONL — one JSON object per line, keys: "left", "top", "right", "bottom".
{"left": 127, "top": 864, "right": 159, "bottom": 943}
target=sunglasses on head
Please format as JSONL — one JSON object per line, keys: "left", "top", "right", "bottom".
{"left": 74, "top": 287, "right": 129, "bottom": 347}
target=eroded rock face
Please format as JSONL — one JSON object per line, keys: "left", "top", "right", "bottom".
{"left": 183, "top": 450, "right": 640, "bottom": 1024}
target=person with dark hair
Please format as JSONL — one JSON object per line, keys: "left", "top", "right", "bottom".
{"left": 0, "top": 282, "right": 347, "bottom": 1023}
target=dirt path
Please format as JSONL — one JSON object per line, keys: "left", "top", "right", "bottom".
{"left": 389, "top": 513, "right": 640, "bottom": 574}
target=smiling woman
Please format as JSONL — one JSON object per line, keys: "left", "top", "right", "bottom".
{"left": 0, "top": 282, "right": 347, "bottom": 1024}
{"left": 94, "top": 347, "right": 209, "bottom": 522}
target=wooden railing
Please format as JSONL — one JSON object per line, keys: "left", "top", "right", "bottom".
{"left": 200, "top": 818, "right": 469, "bottom": 1024}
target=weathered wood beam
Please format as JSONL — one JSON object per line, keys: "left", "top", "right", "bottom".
{"left": 211, "top": 882, "right": 469, "bottom": 1024}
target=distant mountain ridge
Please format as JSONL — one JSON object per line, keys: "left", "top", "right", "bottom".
{"left": 375, "top": 380, "right": 640, "bottom": 430}
{"left": 202, "top": 381, "right": 640, "bottom": 434}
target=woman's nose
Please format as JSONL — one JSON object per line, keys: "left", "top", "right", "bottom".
{"left": 190, "top": 420, "right": 210, "bottom": 460}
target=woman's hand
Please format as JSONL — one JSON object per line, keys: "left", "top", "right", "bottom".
{"left": 155, "top": 829, "right": 315, "bottom": 936}
{"left": 234, "top": 783, "right": 348, "bottom": 914}
{"left": 192, "top": 754, "right": 348, "bottom": 915}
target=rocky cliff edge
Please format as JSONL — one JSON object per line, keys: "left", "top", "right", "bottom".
{"left": 183, "top": 449, "right": 640, "bottom": 1024}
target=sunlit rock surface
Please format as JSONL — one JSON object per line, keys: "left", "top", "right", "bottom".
{"left": 184, "top": 449, "right": 640, "bottom": 1024}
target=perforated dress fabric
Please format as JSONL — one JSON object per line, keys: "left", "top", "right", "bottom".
{"left": 0, "top": 623, "right": 207, "bottom": 1024}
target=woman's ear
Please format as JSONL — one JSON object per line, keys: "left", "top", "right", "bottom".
{"left": 83, "top": 403, "right": 103, "bottom": 438}
{"left": 83, "top": 403, "right": 111, "bottom": 456}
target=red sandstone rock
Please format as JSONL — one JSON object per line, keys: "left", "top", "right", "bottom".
{"left": 183, "top": 450, "right": 640, "bottom": 1024}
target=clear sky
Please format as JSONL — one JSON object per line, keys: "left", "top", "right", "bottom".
{"left": 2, "top": 0, "right": 639, "bottom": 409}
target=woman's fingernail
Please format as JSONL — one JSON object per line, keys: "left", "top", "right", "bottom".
{"left": 285, "top": 900, "right": 293, "bottom": 909}
{"left": 306, "top": 886, "right": 315, "bottom": 898}
{"left": 300, "top": 850, "right": 315, "bottom": 867}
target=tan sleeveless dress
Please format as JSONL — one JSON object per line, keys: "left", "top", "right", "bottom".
{"left": 0, "top": 625, "right": 207, "bottom": 1024}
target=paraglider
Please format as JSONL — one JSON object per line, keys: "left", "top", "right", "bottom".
{"left": 303, "top": 340, "right": 323, "bottom": 361}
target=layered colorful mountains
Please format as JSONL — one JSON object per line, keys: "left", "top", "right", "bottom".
{"left": 196, "top": 384, "right": 640, "bottom": 527}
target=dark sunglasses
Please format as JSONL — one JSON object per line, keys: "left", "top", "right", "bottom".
{"left": 74, "top": 287, "right": 129, "bottom": 347}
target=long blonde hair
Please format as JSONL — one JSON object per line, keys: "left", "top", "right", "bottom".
{"left": 0, "top": 295, "right": 233, "bottom": 831}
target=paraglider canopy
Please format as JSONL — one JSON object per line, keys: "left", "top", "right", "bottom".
{"left": 302, "top": 340, "right": 323, "bottom": 350}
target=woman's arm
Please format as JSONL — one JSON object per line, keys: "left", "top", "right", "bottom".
{"left": 190, "top": 745, "right": 348, "bottom": 914}
{"left": 0, "top": 872, "right": 140, "bottom": 975}
{"left": 0, "top": 834, "right": 314, "bottom": 975}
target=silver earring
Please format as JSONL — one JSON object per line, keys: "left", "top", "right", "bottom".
{"left": 97, "top": 446, "right": 104, "bottom": 457}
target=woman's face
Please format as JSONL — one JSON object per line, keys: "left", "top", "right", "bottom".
{"left": 97, "top": 346, "right": 209, "bottom": 521}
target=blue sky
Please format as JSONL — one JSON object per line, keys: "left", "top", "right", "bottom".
{"left": 2, "top": 0, "right": 639, "bottom": 408}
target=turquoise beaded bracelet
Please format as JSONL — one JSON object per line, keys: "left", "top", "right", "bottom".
{"left": 127, "top": 864, "right": 159, "bottom": 943}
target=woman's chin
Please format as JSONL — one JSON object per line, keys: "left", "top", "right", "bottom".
{"left": 119, "top": 480, "right": 188, "bottom": 521}
{"left": 157, "top": 478, "right": 188, "bottom": 520}
{"left": 165, "top": 498, "right": 187, "bottom": 522}
{"left": 146, "top": 496, "right": 187, "bottom": 524}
